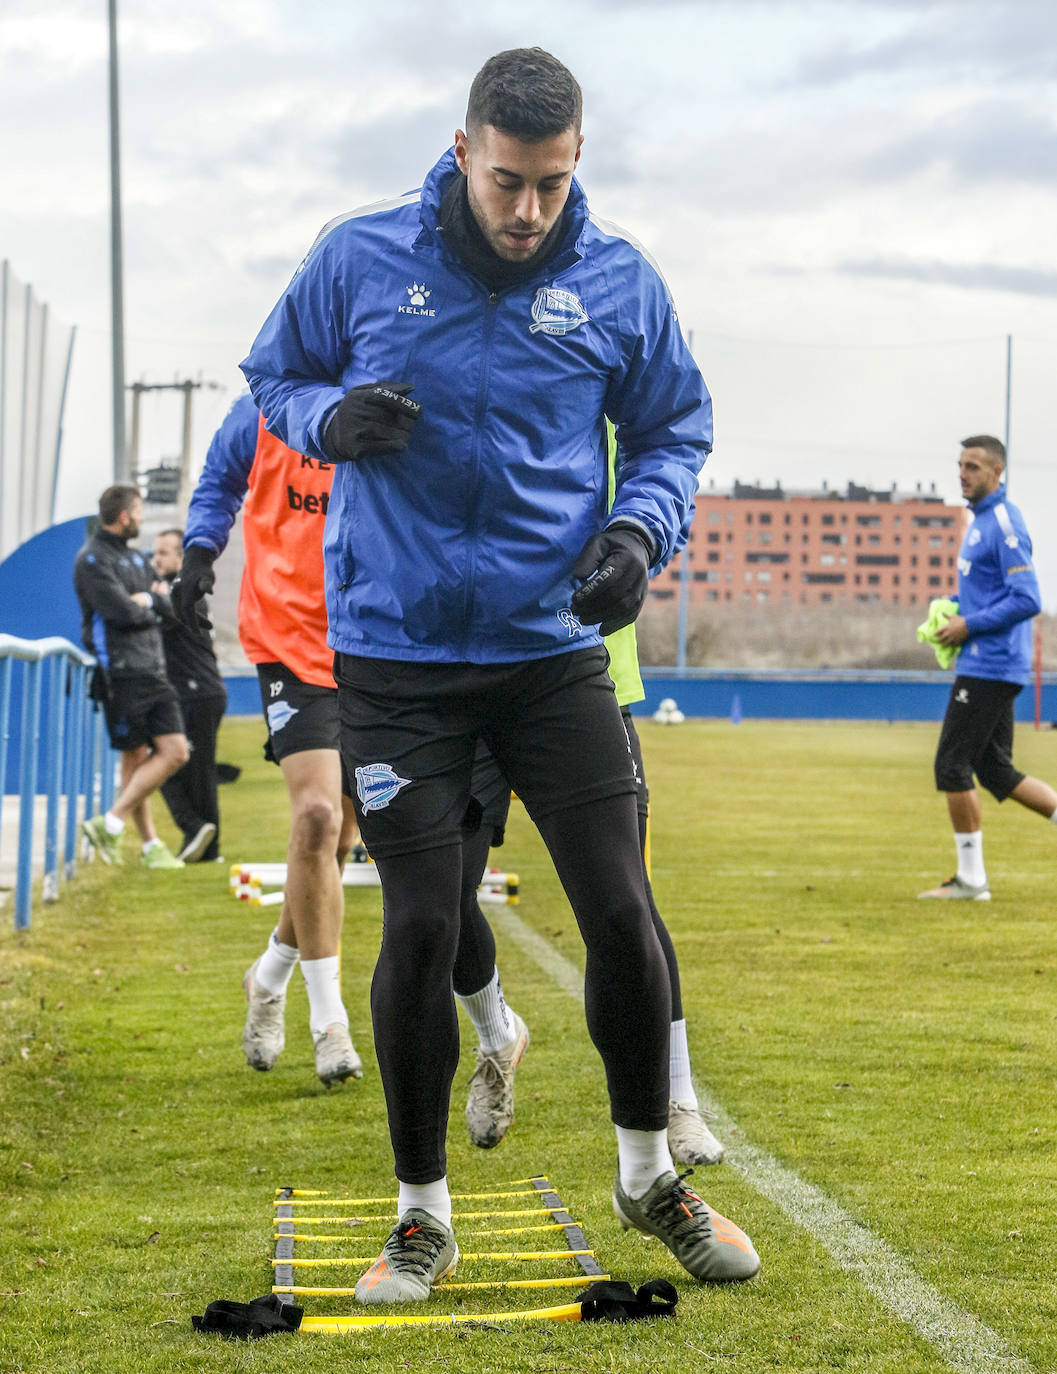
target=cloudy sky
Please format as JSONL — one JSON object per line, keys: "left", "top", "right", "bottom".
{"left": 5, "top": 0, "right": 1057, "bottom": 602}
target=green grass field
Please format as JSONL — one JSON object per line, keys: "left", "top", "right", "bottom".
{"left": 2, "top": 718, "right": 1056, "bottom": 1372}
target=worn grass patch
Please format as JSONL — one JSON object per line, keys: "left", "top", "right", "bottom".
{"left": 2, "top": 717, "right": 1055, "bottom": 1372}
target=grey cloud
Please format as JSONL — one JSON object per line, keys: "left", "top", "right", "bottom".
{"left": 863, "top": 101, "right": 1057, "bottom": 188}
{"left": 791, "top": 1, "right": 1057, "bottom": 87}
{"left": 839, "top": 257, "right": 1057, "bottom": 297}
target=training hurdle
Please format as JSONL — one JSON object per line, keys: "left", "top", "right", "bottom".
{"left": 229, "top": 863, "right": 519, "bottom": 907}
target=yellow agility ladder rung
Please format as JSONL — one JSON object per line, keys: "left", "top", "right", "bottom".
{"left": 297, "top": 1302, "right": 584, "bottom": 1331}
{"left": 273, "top": 1250, "right": 593, "bottom": 1267}
{"left": 274, "top": 1274, "right": 608, "bottom": 1297}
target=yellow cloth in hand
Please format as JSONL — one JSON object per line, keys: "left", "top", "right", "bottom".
{"left": 916, "top": 597, "right": 960, "bottom": 669}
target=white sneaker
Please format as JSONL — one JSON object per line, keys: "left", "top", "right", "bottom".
{"left": 465, "top": 1012, "right": 529, "bottom": 1148}
{"left": 668, "top": 1101, "right": 725, "bottom": 1166}
{"left": 313, "top": 1022, "right": 363, "bottom": 1086}
{"left": 918, "top": 875, "right": 991, "bottom": 901}
{"left": 355, "top": 1210, "right": 458, "bottom": 1304}
{"left": 242, "top": 957, "right": 286, "bottom": 1070}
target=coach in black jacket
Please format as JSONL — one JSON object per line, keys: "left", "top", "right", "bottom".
{"left": 73, "top": 485, "right": 189, "bottom": 869}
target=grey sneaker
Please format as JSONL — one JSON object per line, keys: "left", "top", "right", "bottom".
{"left": 668, "top": 1101, "right": 725, "bottom": 1166}
{"left": 82, "top": 815, "right": 123, "bottom": 866}
{"left": 313, "top": 1022, "right": 363, "bottom": 1085}
{"left": 613, "top": 1169, "right": 760, "bottom": 1282}
{"left": 465, "top": 1012, "right": 529, "bottom": 1148}
{"left": 355, "top": 1209, "right": 458, "bottom": 1304}
{"left": 242, "top": 958, "right": 286, "bottom": 1070}
{"left": 918, "top": 875, "right": 991, "bottom": 901}
{"left": 177, "top": 822, "right": 217, "bottom": 863}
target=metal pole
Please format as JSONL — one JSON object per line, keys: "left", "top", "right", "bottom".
{"left": 42, "top": 654, "right": 64, "bottom": 903}
{"left": 50, "top": 323, "right": 76, "bottom": 525}
{"left": 108, "top": 0, "right": 128, "bottom": 482}
{"left": 15, "top": 657, "right": 42, "bottom": 930}
{"left": 1003, "top": 333, "right": 1012, "bottom": 489}
{"left": 129, "top": 380, "right": 142, "bottom": 484}
{"left": 178, "top": 378, "right": 194, "bottom": 509}
{"left": 676, "top": 550, "right": 689, "bottom": 673}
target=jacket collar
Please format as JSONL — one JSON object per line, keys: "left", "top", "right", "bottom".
{"left": 969, "top": 485, "right": 1007, "bottom": 515}
{"left": 416, "top": 147, "right": 588, "bottom": 270}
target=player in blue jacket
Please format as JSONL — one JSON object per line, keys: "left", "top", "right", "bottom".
{"left": 242, "top": 47, "right": 759, "bottom": 1301}
{"left": 920, "top": 435, "right": 1057, "bottom": 899}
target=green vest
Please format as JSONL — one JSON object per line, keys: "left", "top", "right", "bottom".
{"left": 603, "top": 422, "right": 644, "bottom": 707}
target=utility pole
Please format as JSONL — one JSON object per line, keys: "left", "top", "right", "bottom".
{"left": 108, "top": 0, "right": 128, "bottom": 482}
{"left": 127, "top": 377, "right": 222, "bottom": 506}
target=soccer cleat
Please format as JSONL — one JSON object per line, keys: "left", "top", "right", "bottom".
{"left": 313, "top": 1022, "right": 363, "bottom": 1085}
{"left": 81, "top": 815, "right": 123, "bottom": 866}
{"left": 140, "top": 841, "right": 184, "bottom": 869}
{"left": 242, "top": 958, "right": 286, "bottom": 1071}
{"left": 668, "top": 1101, "right": 725, "bottom": 1166}
{"left": 355, "top": 1210, "right": 458, "bottom": 1304}
{"left": 465, "top": 1012, "right": 530, "bottom": 1148}
{"left": 613, "top": 1169, "right": 760, "bottom": 1282}
{"left": 918, "top": 875, "right": 991, "bottom": 901}
{"left": 177, "top": 822, "right": 217, "bottom": 863}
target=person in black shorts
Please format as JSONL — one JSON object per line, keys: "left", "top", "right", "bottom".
{"left": 242, "top": 47, "right": 759, "bottom": 1299}
{"left": 152, "top": 528, "right": 226, "bottom": 863}
{"left": 74, "top": 486, "right": 189, "bottom": 869}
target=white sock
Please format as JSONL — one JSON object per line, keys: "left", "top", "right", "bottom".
{"left": 615, "top": 1126, "right": 674, "bottom": 1200}
{"left": 669, "top": 1019, "right": 697, "bottom": 1110}
{"left": 955, "top": 831, "right": 986, "bottom": 887}
{"left": 255, "top": 929, "right": 300, "bottom": 995}
{"left": 104, "top": 812, "right": 124, "bottom": 836}
{"left": 301, "top": 955, "right": 347, "bottom": 1037}
{"left": 397, "top": 1178, "right": 452, "bottom": 1230}
{"left": 141, "top": 838, "right": 161, "bottom": 855}
{"left": 1050, "top": 809, "right": 1057, "bottom": 825}
{"left": 456, "top": 968, "right": 514, "bottom": 1053}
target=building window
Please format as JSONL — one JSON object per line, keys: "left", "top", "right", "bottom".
{"left": 707, "top": 531, "right": 720, "bottom": 544}
{"left": 707, "top": 511, "right": 721, "bottom": 525}
{"left": 822, "top": 514, "right": 835, "bottom": 526}
{"left": 820, "top": 553, "right": 835, "bottom": 566}
{"left": 760, "top": 512, "right": 772, "bottom": 525}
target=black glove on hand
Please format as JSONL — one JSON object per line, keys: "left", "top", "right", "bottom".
{"left": 571, "top": 524, "right": 654, "bottom": 636}
{"left": 322, "top": 382, "right": 421, "bottom": 462}
{"left": 171, "top": 545, "right": 217, "bottom": 628}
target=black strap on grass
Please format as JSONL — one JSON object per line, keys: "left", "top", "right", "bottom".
{"left": 576, "top": 1278, "right": 678, "bottom": 1322}
{"left": 191, "top": 1293, "right": 304, "bottom": 1339}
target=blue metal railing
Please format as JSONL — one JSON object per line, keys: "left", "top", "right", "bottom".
{"left": 0, "top": 634, "right": 117, "bottom": 930}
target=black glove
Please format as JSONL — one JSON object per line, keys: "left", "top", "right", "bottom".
{"left": 171, "top": 545, "right": 217, "bottom": 628}
{"left": 570, "top": 524, "right": 654, "bottom": 636}
{"left": 322, "top": 382, "right": 421, "bottom": 462}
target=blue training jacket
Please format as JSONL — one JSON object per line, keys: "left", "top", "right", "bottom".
{"left": 954, "top": 485, "right": 1041, "bottom": 685}
{"left": 240, "top": 149, "right": 712, "bottom": 664}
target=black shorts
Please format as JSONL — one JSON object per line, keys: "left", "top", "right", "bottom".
{"left": 257, "top": 662, "right": 339, "bottom": 763}
{"left": 335, "top": 646, "right": 637, "bottom": 859}
{"left": 103, "top": 674, "right": 184, "bottom": 752}
{"left": 467, "top": 742, "right": 513, "bottom": 848}
{"left": 622, "top": 708, "right": 650, "bottom": 819}
{"left": 934, "top": 675, "right": 1025, "bottom": 801}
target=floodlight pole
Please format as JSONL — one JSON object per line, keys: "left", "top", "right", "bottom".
{"left": 108, "top": 0, "right": 128, "bottom": 483}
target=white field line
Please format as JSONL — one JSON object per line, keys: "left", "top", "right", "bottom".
{"left": 491, "top": 908, "right": 1034, "bottom": 1374}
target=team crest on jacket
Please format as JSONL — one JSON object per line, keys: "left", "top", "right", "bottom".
{"left": 356, "top": 763, "right": 412, "bottom": 812}
{"left": 530, "top": 287, "right": 589, "bottom": 336}
{"left": 558, "top": 608, "right": 584, "bottom": 637}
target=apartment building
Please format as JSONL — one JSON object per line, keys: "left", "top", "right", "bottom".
{"left": 649, "top": 481, "right": 967, "bottom": 607}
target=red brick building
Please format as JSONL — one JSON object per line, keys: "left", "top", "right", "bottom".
{"left": 649, "top": 481, "right": 968, "bottom": 607}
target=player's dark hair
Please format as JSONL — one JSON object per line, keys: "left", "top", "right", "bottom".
{"left": 99, "top": 484, "right": 141, "bottom": 525}
{"left": 961, "top": 435, "right": 1006, "bottom": 465}
{"left": 466, "top": 47, "right": 582, "bottom": 142}
{"left": 158, "top": 527, "right": 184, "bottom": 544}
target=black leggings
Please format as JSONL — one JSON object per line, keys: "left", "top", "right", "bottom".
{"left": 453, "top": 804, "right": 683, "bottom": 1021}
{"left": 373, "top": 791, "right": 671, "bottom": 1183}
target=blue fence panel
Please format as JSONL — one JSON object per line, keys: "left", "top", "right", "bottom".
{"left": 0, "top": 635, "right": 115, "bottom": 930}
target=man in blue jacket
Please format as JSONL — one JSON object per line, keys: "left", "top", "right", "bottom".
{"left": 920, "top": 435, "right": 1057, "bottom": 900}
{"left": 242, "top": 47, "right": 759, "bottom": 1300}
